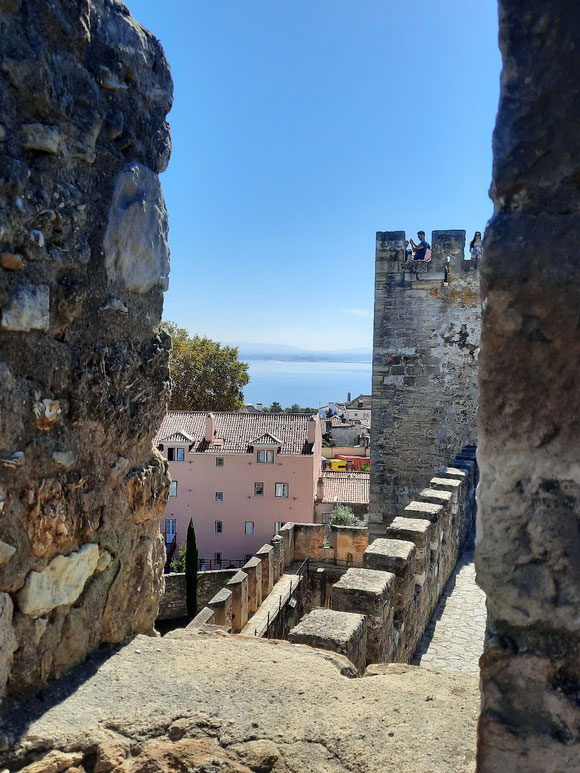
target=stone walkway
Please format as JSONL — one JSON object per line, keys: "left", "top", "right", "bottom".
{"left": 241, "top": 572, "right": 303, "bottom": 637}
{"left": 412, "top": 542, "right": 487, "bottom": 672}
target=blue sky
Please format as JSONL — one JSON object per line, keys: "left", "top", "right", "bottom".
{"left": 129, "top": 0, "right": 501, "bottom": 351}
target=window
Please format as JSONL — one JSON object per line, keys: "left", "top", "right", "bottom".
{"left": 215, "top": 520, "right": 222, "bottom": 534}
{"left": 257, "top": 449, "right": 274, "bottom": 464}
{"left": 215, "top": 492, "right": 223, "bottom": 502}
{"left": 214, "top": 552, "right": 222, "bottom": 563}
{"left": 245, "top": 521, "right": 255, "bottom": 535}
{"left": 274, "top": 521, "right": 286, "bottom": 535}
{"left": 168, "top": 447, "right": 184, "bottom": 462}
{"left": 275, "top": 483, "right": 289, "bottom": 498}
{"left": 254, "top": 482, "right": 264, "bottom": 496}
{"left": 169, "top": 480, "right": 177, "bottom": 497}
{"left": 216, "top": 457, "right": 224, "bottom": 467}
{"left": 165, "top": 518, "right": 176, "bottom": 542}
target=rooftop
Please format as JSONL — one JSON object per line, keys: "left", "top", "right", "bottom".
{"left": 156, "top": 411, "right": 317, "bottom": 456}
{"left": 318, "top": 471, "right": 370, "bottom": 504}
{"left": 345, "top": 394, "right": 371, "bottom": 410}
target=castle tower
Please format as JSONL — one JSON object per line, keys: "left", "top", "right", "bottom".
{"left": 369, "top": 229, "right": 481, "bottom": 539}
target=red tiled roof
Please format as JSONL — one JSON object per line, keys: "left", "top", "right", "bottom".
{"left": 319, "top": 472, "right": 370, "bottom": 504}
{"left": 156, "top": 411, "right": 315, "bottom": 456}
{"left": 345, "top": 394, "right": 371, "bottom": 410}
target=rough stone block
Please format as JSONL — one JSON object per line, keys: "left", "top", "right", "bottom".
{"left": 330, "top": 525, "right": 368, "bottom": 565}
{"left": 387, "top": 518, "right": 432, "bottom": 583}
{"left": 242, "top": 557, "right": 262, "bottom": 615}
{"left": 288, "top": 607, "right": 367, "bottom": 675}
{"left": 270, "top": 535, "right": 284, "bottom": 584}
{"left": 278, "top": 523, "right": 295, "bottom": 567}
{"left": 293, "top": 523, "right": 325, "bottom": 560}
{"left": 226, "top": 570, "right": 248, "bottom": 633}
{"left": 363, "top": 539, "right": 415, "bottom": 612}
{"left": 331, "top": 568, "right": 394, "bottom": 664}
{"left": 255, "top": 544, "right": 274, "bottom": 597}
{"left": 206, "top": 588, "right": 232, "bottom": 630}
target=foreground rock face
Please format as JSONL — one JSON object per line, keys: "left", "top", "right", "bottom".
{"left": 0, "top": 632, "right": 479, "bottom": 773}
{"left": 476, "top": 1, "right": 580, "bottom": 769}
{"left": 0, "top": 0, "right": 172, "bottom": 696}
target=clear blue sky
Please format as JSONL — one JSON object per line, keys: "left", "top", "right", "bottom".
{"left": 129, "top": 0, "right": 501, "bottom": 350}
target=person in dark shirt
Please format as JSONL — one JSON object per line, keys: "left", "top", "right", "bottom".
{"left": 409, "top": 231, "right": 431, "bottom": 260}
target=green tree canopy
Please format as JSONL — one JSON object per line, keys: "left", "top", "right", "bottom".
{"left": 162, "top": 321, "right": 249, "bottom": 411}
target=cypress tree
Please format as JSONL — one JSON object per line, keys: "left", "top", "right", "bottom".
{"left": 185, "top": 518, "right": 198, "bottom": 619}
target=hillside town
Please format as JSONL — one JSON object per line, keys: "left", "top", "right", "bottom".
{"left": 157, "top": 394, "right": 372, "bottom": 567}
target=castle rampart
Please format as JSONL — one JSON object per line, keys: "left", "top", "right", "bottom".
{"left": 369, "top": 229, "right": 480, "bottom": 539}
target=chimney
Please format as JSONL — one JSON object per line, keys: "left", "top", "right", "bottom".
{"left": 205, "top": 412, "right": 215, "bottom": 443}
{"left": 347, "top": 392, "right": 351, "bottom": 402}
{"left": 316, "top": 476, "right": 324, "bottom": 500}
{"left": 256, "top": 402, "right": 263, "bottom": 411}
{"left": 307, "top": 416, "right": 318, "bottom": 445}
{"left": 346, "top": 459, "right": 354, "bottom": 472}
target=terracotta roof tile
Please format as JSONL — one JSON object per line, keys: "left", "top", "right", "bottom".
{"left": 345, "top": 394, "right": 371, "bottom": 410}
{"left": 319, "top": 471, "right": 370, "bottom": 504}
{"left": 156, "top": 411, "right": 315, "bottom": 456}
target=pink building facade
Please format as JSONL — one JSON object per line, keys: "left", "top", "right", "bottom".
{"left": 156, "top": 411, "right": 322, "bottom": 564}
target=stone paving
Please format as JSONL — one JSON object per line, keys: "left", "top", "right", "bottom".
{"left": 412, "top": 542, "right": 487, "bottom": 672}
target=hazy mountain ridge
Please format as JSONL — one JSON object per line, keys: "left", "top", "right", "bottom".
{"left": 233, "top": 342, "right": 372, "bottom": 363}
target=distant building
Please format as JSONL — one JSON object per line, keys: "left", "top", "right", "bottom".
{"left": 156, "top": 411, "right": 322, "bottom": 565}
{"left": 315, "top": 471, "right": 370, "bottom": 523}
{"left": 344, "top": 394, "right": 371, "bottom": 424}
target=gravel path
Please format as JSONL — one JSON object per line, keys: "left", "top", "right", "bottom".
{"left": 412, "top": 542, "right": 487, "bottom": 672}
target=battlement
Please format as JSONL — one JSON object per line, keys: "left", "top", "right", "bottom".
{"left": 180, "top": 446, "right": 476, "bottom": 672}
{"left": 370, "top": 227, "right": 481, "bottom": 536}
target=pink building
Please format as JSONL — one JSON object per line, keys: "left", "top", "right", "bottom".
{"left": 156, "top": 411, "right": 322, "bottom": 565}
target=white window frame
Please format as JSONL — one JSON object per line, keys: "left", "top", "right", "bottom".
{"left": 245, "top": 521, "right": 255, "bottom": 535}
{"left": 254, "top": 482, "right": 264, "bottom": 496}
{"left": 169, "top": 480, "right": 178, "bottom": 497}
{"left": 215, "top": 491, "right": 223, "bottom": 502}
{"left": 274, "top": 521, "right": 286, "bottom": 535}
{"left": 275, "top": 482, "right": 289, "bottom": 498}
{"left": 257, "top": 449, "right": 274, "bottom": 464}
{"left": 215, "top": 520, "right": 222, "bottom": 534}
{"left": 168, "top": 447, "right": 184, "bottom": 462}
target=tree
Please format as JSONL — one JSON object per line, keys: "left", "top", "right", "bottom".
{"left": 329, "top": 504, "right": 368, "bottom": 527}
{"left": 264, "top": 401, "right": 283, "bottom": 413}
{"left": 162, "top": 321, "right": 249, "bottom": 411}
{"left": 185, "top": 519, "right": 198, "bottom": 619}
{"left": 170, "top": 543, "right": 186, "bottom": 573}
{"left": 359, "top": 462, "right": 370, "bottom": 472}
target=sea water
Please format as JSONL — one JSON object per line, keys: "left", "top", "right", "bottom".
{"left": 243, "top": 359, "right": 372, "bottom": 409}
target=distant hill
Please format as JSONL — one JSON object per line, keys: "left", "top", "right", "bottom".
{"left": 233, "top": 343, "right": 372, "bottom": 363}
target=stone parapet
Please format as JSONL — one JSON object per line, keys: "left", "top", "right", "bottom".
{"left": 331, "top": 568, "right": 395, "bottom": 664}
{"left": 242, "top": 557, "right": 262, "bottom": 615}
{"left": 255, "top": 544, "right": 274, "bottom": 597}
{"left": 206, "top": 588, "right": 232, "bottom": 630}
{"left": 288, "top": 607, "right": 367, "bottom": 675}
{"left": 227, "top": 570, "right": 248, "bottom": 633}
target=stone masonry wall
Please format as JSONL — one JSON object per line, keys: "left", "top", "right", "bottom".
{"left": 0, "top": 0, "right": 172, "bottom": 697}
{"left": 370, "top": 229, "right": 480, "bottom": 539}
{"left": 476, "top": 2, "right": 580, "bottom": 770}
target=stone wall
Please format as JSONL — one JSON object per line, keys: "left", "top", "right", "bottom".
{"left": 191, "top": 447, "right": 476, "bottom": 676}
{"left": 157, "top": 570, "right": 237, "bottom": 622}
{"left": 291, "top": 446, "right": 477, "bottom": 669}
{"left": 0, "top": 0, "right": 172, "bottom": 697}
{"left": 476, "top": 2, "right": 580, "bottom": 769}
{"left": 369, "top": 229, "right": 480, "bottom": 538}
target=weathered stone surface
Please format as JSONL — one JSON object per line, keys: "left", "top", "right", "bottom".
{"left": 476, "top": 2, "right": 580, "bottom": 769}
{"left": 288, "top": 607, "right": 367, "bottom": 675}
{"left": 0, "top": 0, "right": 172, "bottom": 696}
{"left": 104, "top": 163, "right": 170, "bottom": 294}
{"left": 370, "top": 229, "right": 480, "bottom": 536}
{"left": 0, "top": 634, "right": 480, "bottom": 772}
{"left": 0, "top": 592, "right": 16, "bottom": 696}
{"left": 16, "top": 543, "right": 99, "bottom": 617}
{"left": 1, "top": 284, "right": 50, "bottom": 331}
{"left": 0, "top": 540, "right": 16, "bottom": 566}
